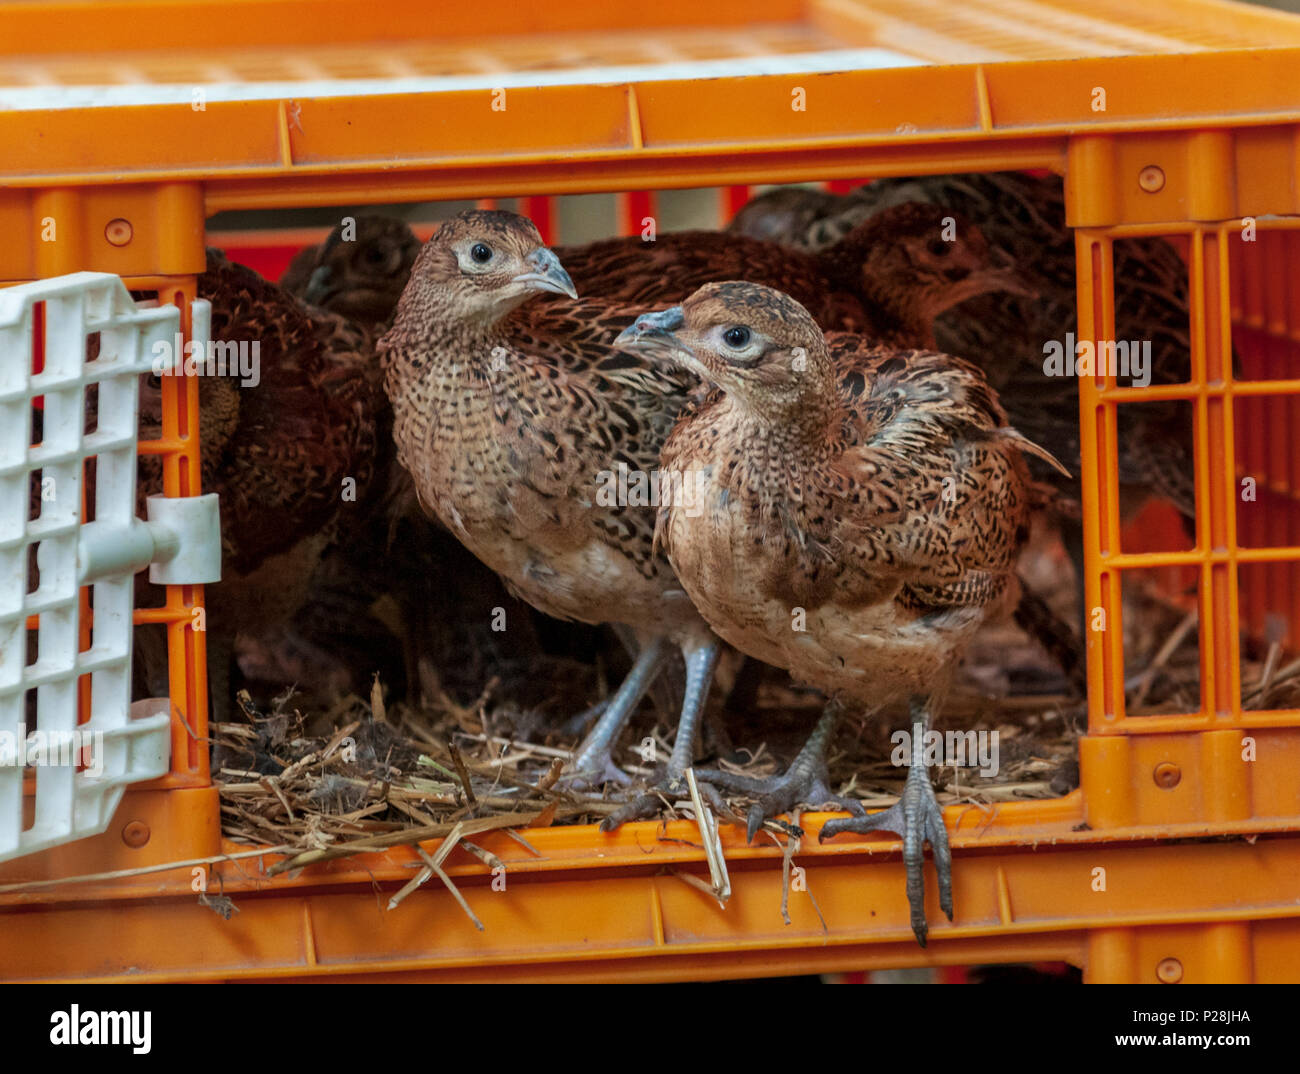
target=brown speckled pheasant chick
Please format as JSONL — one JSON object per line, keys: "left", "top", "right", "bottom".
{"left": 279, "top": 213, "right": 543, "bottom": 705}
{"left": 282, "top": 215, "right": 421, "bottom": 327}
{"left": 378, "top": 210, "right": 723, "bottom": 801}
{"left": 138, "top": 250, "right": 380, "bottom": 721}
{"left": 619, "top": 282, "right": 1050, "bottom": 945}
{"left": 557, "top": 202, "right": 1030, "bottom": 346}
{"left": 278, "top": 215, "right": 613, "bottom": 715}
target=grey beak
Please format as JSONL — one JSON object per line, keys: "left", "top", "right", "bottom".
{"left": 513, "top": 247, "right": 578, "bottom": 299}
{"left": 615, "top": 306, "right": 687, "bottom": 350}
{"left": 303, "top": 264, "right": 334, "bottom": 304}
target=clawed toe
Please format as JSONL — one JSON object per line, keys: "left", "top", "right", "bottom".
{"left": 599, "top": 790, "right": 669, "bottom": 830}
{"left": 819, "top": 766, "right": 952, "bottom": 947}
{"left": 691, "top": 702, "right": 858, "bottom": 840}
{"left": 598, "top": 770, "right": 733, "bottom": 832}
{"left": 561, "top": 751, "right": 634, "bottom": 792}
{"left": 694, "top": 758, "right": 865, "bottom": 842}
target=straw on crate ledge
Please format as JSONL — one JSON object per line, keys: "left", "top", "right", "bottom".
{"left": 211, "top": 662, "right": 1088, "bottom": 861}
{"left": 206, "top": 566, "right": 1300, "bottom": 915}
{"left": 212, "top": 686, "right": 624, "bottom": 860}
{"left": 16, "top": 589, "right": 1280, "bottom": 907}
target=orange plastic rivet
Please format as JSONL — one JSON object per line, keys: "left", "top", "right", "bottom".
{"left": 1138, "top": 166, "right": 1165, "bottom": 193}
{"left": 105, "top": 218, "right": 134, "bottom": 246}
{"left": 121, "top": 820, "right": 150, "bottom": 848}
{"left": 1154, "top": 762, "right": 1181, "bottom": 789}
{"left": 1156, "top": 957, "right": 1183, "bottom": 983}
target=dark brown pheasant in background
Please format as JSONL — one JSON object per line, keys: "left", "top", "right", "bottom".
{"left": 730, "top": 173, "right": 1199, "bottom": 531}
{"left": 726, "top": 185, "right": 845, "bottom": 245}
{"left": 379, "top": 210, "right": 724, "bottom": 808}
{"left": 557, "top": 202, "right": 1031, "bottom": 347}
{"left": 138, "top": 250, "right": 381, "bottom": 721}
{"left": 619, "top": 282, "right": 1048, "bottom": 945}
{"left": 272, "top": 214, "right": 431, "bottom": 703}
{"left": 281, "top": 215, "right": 421, "bottom": 327}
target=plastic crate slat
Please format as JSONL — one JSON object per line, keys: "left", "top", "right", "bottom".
{"left": 0, "top": 273, "right": 179, "bottom": 866}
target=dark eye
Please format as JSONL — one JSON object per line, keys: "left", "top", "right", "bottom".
{"left": 470, "top": 243, "right": 492, "bottom": 264}
{"left": 927, "top": 239, "right": 950, "bottom": 257}
{"left": 146, "top": 372, "right": 163, "bottom": 389}
{"left": 364, "top": 246, "right": 386, "bottom": 265}
{"left": 723, "top": 326, "right": 751, "bottom": 348}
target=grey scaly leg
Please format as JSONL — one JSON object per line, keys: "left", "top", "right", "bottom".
{"left": 664, "top": 638, "right": 721, "bottom": 781}
{"left": 599, "top": 636, "right": 722, "bottom": 830}
{"left": 568, "top": 635, "right": 668, "bottom": 787}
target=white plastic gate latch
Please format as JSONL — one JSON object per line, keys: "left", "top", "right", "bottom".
{"left": 0, "top": 273, "right": 220, "bottom": 864}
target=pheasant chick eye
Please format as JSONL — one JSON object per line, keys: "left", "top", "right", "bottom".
{"left": 470, "top": 242, "right": 493, "bottom": 264}
{"left": 927, "top": 238, "right": 950, "bottom": 257}
{"left": 723, "top": 325, "right": 751, "bottom": 348}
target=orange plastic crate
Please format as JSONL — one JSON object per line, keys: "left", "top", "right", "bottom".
{"left": 3, "top": 0, "right": 1300, "bottom": 982}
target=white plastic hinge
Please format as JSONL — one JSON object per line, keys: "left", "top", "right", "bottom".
{"left": 145, "top": 493, "right": 222, "bottom": 585}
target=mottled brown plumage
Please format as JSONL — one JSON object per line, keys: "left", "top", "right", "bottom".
{"left": 652, "top": 282, "right": 1034, "bottom": 699}
{"left": 379, "top": 210, "right": 722, "bottom": 791}
{"left": 731, "top": 173, "right": 1200, "bottom": 523}
{"left": 282, "top": 215, "right": 421, "bottom": 327}
{"left": 557, "top": 202, "right": 1027, "bottom": 346}
{"left": 621, "top": 282, "right": 1045, "bottom": 945}
{"left": 139, "top": 250, "right": 381, "bottom": 718}
{"left": 199, "top": 251, "right": 379, "bottom": 572}
{"left": 278, "top": 216, "right": 614, "bottom": 713}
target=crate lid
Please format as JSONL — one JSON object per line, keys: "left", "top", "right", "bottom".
{"left": 1, "top": 0, "right": 1298, "bottom": 210}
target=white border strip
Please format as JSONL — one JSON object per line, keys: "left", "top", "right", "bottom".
{"left": 0, "top": 48, "right": 924, "bottom": 111}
